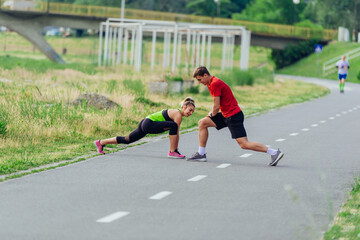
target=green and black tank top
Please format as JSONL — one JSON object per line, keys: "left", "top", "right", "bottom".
{"left": 146, "top": 109, "right": 181, "bottom": 122}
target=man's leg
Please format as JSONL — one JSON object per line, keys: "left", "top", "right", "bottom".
{"left": 198, "top": 117, "right": 217, "bottom": 148}
{"left": 236, "top": 137, "right": 284, "bottom": 166}
{"left": 235, "top": 137, "right": 268, "bottom": 152}
{"left": 187, "top": 116, "right": 216, "bottom": 162}
{"left": 341, "top": 78, "right": 345, "bottom": 92}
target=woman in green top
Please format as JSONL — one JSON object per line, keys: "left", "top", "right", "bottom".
{"left": 94, "top": 97, "right": 195, "bottom": 159}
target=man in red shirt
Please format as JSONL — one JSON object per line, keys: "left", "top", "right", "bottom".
{"left": 187, "top": 66, "right": 284, "bottom": 166}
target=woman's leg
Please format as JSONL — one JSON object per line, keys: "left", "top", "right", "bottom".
{"left": 142, "top": 120, "right": 178, "bottom": 151}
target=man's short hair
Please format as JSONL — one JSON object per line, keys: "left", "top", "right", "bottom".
{"left": 193, "top": 66, "right": 210, "bottom": 78}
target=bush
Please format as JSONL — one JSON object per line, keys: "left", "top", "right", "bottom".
{"left": 186, "top": 85, "right": 200, "bottom": 94}
{"left": 134, "top": 97, "right": 164, "bottom": 107}
{"left": 0, "top": 120, "right": 7, "bottom": 137}
{"left": 0, "top": 106, "right": 8, "bottom": 137}
{"left": 123, "top": 79, "right": 146, "bottom": 96}
{"left": 271, "top": 39, "right": 324, "bottom": 69}
{"left": 357, "top": 71, "right": 360, "bottom": 81}
{"left": 165, "top": 75, "right": 183, "bottom": 82}
{"left": 218, "top": 68, "right": 254, "bottom": 86}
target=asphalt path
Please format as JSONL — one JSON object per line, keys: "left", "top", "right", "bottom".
{"left": 1, "top": 75, "right": 360, "bottom": 240}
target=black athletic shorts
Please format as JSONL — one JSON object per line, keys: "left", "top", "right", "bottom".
{"left": 210, "top": 111, "right": 247, "bottom": 139}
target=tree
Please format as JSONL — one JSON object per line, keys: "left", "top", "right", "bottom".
{"left": 232, "top": 0, "right": 306, "bottom": 25}
{"left": 126, "top": 0, "right": 190, "bottom": 13}
{"left": 186, "top": 0, "right": 232, "bottom": 18}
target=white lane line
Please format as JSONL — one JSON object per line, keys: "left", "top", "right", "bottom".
{"left": 149, "top": 191, "right": 172, "bottom": 200}
{"left": 319, "top": 120, "right": 326, "bottom": 124}
{"left": 348, "top": 109, "right": 353, "bottom": 112}
{"left": 96, "top": 211, "right": 130, "bottom": 223}
{"left": 342, "top": 111, "right": 347, "bottom": 114}
{"left": 240, "top": 153, "right": 253, "bottom": 158}
{"left": 289, "top": 133, "right": 299, "bottom": 136}
{"left": 276, "top": 138, "right": 286, "bottom": 142}
{"left": 336, "top": 114, "right": 341, "bottom": 117}
{"left": 302, "top": 128, "right": 309, "bottom": 131}
{"left": 188, "top": 175, "right": 207, "bottom": 182}
{"left": 353, "top": 107, "right": 357, "bottom": 110}
{"left": 311, "top": 124, "right": 318, "bottom": 127}
{"left": 329, "top": 117, "right": 335, "bottom": 120}
{"left": 217, "top": 163, "right": 231, "bottom": 169}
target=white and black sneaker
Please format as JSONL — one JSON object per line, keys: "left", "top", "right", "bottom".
{"left": 187, "top": 152, "right": 207, "bottom": 162}
{"left": 269, "top": 149, "right": 284, "bottom": 166}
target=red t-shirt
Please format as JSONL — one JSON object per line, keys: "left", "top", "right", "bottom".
{"left": 207, "top": 76, "right": 241, "bottom": 118}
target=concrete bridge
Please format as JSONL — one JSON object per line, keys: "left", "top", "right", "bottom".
{"left": 0, "top": 4, "right": 335, "bottom": 63}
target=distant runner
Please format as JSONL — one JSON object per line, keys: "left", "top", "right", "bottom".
{"left": 94, "top": 97, "right": 196, "bottom": 159}
{"left": 336, "top": 55, "right": 350, "bottom": 93}
{"left": 187, "top": 66, "right": 284, "bottom": 166}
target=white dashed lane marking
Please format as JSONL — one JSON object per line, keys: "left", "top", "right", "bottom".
{"left": 216, "top": 164, "right": 231, "bottom": 169}
{"left": 289, "top": 133, "right": 299, "bottom": 136}
{"left": 149, "top": 191, "right": 172, "bottom": 200}
{"left": 320, "top": 120, "right": 326, "bottom": 123}
{"left": 96, "top": 211, "right": 130, "bottom": 223}
{"left": 336, "top": 114, "right": 341, "bottom": 117}
{"left": 311, "top": 124, "right": 318, "bottom": 127}
{"left": 342, "top": 111, "right": 347, "bottom": 114}
{"left": 302, "top": 128, "right": 309, "bottom": 131}
{"left": 188, "top": 175, "right": 207, "bottom": 182}
{"left": 329, "top": 117, "right": 335, "bottom": 120}
{"left": 276, "top": 139, "right": 286, "bottom": 142}
{"left": 240, "top": 153, "right": 253, "bottom": 158}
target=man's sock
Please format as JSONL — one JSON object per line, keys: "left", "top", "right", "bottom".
{"left": 266, "top": 147, "right": 278, "bottom": 155}
{"left": 198, "top": 147, "right": 206, "bottom": 155}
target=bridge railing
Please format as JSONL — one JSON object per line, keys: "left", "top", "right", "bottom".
{"left": 0, "top": 1, "right": 338, "bottom": 40}
{"left": 323, "top": 47, "right": 360, "bottom": 76}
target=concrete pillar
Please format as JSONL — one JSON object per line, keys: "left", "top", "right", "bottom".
{"left": 0, "top": 15, "right": 65, "bottom": 63}
{"left": 186, "top": 28, "right": 191, "bottom": 70}
{"left": 98, "top": 23, "right": 103, "bottom": 66}
{"left": 171, "top": 24, "right": 178, "bottom": 72}
{"left": 200, "top": 33, "right": 206, "bottom": 65}
{"left": 206, "top": 35, "right": 212, "bottom": 68}
{"left": 240, "top": 30, "right": 251, "bottom": 70}
{"left": 151, "top": 30, "right": 156, "bottom": 70}
{"left": 116, "top": 27, "right": 123, "bottom": 64}
{"left": 123, "top": 29, "right": 129, "bottom": 64}
{"left": 135, "top": 24, "right": 142, "bottom": 71}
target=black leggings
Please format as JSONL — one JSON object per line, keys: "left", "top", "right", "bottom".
{"left": 116, "top": 118, "right": 178, "bottom": 144}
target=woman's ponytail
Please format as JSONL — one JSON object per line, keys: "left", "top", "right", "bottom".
{"left": 180, "top": 97, "right": 195, "bottom": 109}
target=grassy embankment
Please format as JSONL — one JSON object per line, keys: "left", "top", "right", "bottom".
{"left": 278, "top": 41, "right": 360, "bottom": 83}
{"left": 0, "top": 33, "right": 328, "bottom": 181}
{"left": 277, "top": 41, "right": 360, "bottom": 240}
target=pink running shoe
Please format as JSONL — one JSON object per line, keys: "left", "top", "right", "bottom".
{"left": 94, "top": 140, "right": 105, "bottom": 154}
{"left": 168, "top": 150, "right": 185, "bottom": 159}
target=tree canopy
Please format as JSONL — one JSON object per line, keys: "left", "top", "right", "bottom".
{"left": 50, "top": 0, "right": 360, "bottom": 37}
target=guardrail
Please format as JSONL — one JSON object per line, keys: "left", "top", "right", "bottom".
{"left": 323, "top": 47, "right": 360, "bottom": 76}
{"left": 0, "top": 1, "right": 338, "bottom": 40}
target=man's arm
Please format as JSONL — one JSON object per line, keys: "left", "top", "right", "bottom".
{"left": 209, "top": 96, "right": 220, "bottom": 117}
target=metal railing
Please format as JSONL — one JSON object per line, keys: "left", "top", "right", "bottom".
{"left": 0, "top": 0, "right": 338, "bottom": 40}
{"left": 323, "top": 47, "right": 360, "bottom": 76}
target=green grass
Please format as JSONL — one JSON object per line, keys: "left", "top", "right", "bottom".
{"left": 0, "top": 32, "right": 329, "bottom": 178}
{"left": 0, "top": 70, "right": 328, "bottom": 177}
{"left": 0, "top": 32, "right": 271, "bottom": 69}
{"left": 323, "top": 178, "right": 360, "bottom": 240}
{"left": 0, "top": 55, "right": 98, "bottom": 74}
{"left": 278, "top": 42, "right": 360, "bottom": 83}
